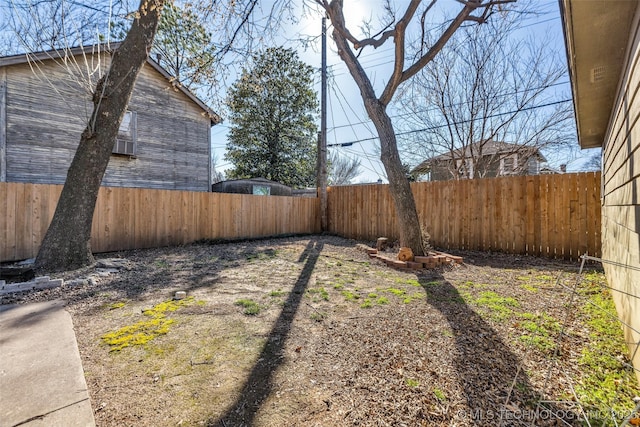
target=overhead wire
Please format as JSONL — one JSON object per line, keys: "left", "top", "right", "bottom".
{"left": 328, "top": 76, "right": 386, "bottom": 178}
{"left": 333, "top": 98, "right": 572, "bottom": 147}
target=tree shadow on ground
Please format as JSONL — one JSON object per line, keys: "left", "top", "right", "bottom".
{"left": 418, "top": 271, "right": 581, "bottom": 426}
{"left": 208, "top": 239, "right": 324, "bottom": 427}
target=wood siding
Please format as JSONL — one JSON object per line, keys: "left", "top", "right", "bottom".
{"left": 0, "top": 182, "right": 320, "bottom": 262}
{"left": 327, "top": 172, "right": 601, "bottom": 260}
{"left": 2, "top": 53, "right": 211, "bottom": 191}
{"left": 601, "top": 6, "right": 640, "bottom": 382}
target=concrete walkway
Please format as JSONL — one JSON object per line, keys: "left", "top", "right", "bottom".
{"left": 0, "top": 300, "right": 95, "bottom": 427}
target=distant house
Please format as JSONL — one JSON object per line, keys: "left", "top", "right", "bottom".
{"left": 0, "top": 44, "right": 221, "bottom": 191}
{"left": 411, "top": 140, "right": 547, "bottom": 181}
{"left": 211, "top": 178, "right": 293, "bottom": 196}
{"left": 560, "top": 0, "right": 640, "bottom": 381}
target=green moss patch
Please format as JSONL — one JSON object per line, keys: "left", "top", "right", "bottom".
{"left": 102, "top": 297, "right": 195, "bottom": 352}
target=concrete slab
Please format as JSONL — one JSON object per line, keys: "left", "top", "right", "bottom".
{"left": 0, "top": 300, "right": 95, "bottom": 427}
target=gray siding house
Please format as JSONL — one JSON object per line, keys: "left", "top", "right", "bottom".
{"left": 0, "top": 44, "right": 220, "bottom": 191}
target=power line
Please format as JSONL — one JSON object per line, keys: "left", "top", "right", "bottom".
{"left": 327, "top": 80, "right": 570, "bottom": 133}
{"left": 333, "top": 98, "right": 572, "bottom": 146}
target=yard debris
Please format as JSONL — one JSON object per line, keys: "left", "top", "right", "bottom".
{"left": 356, "top": 242, "right": 463, "bottom": 270}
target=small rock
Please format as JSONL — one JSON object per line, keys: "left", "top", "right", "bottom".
{"left": 174, "top": 291, "right": 187, "bottom": 300}
{"left": 17, "top": 258, "right": 35, "bottom": 266}
{"left": 96, "top": 268, "right": 119, "bottom": 276}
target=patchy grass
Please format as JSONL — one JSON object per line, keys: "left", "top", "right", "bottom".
{"left": 516, "top": 312, "right": 560, "bottom": 353}
{"left": 341, "top": 290, "right": 360, "bottom": 301}
{"left": 433, "top": 388, "right": 447, "bottom": 402}
{"left": 246, "top": 249, "right": 278, "bottom": 262}
{"left": 574, "top": 271, "right": 640, "bottom": 421}
{"left": 360, "top": 299, "right": 373, "bottom": 309}
{"left": 394, "top": 278, "right": 422, "bottom": 287}
{"left": 405, "top": 378, "right": 419, "bottom": 388}
{"left": 473, "top": 291, "right": 520, "bottom": 320}
{"left": 234, "top": 298, "right": 261, "bottom": 315}
{"left": 108, "top": 301, "right": 126, "bottom": 310}
{"left": 307, "top": 287, "right": 329, "bottom": 302}
{"left": 376, "top": 296, "right": 389, "bottom": 305}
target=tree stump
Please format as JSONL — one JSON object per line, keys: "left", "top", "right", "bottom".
{"left": 376, "top": 237, "right": 388, "bottom": 251}
{"left": 398, "top": 247, "right": 414, "bottom": 262}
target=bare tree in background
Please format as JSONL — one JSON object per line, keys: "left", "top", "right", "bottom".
{"left": 328, "top": 150, "right": 361, "bottom": 185}
{"left": 583, "top": 150, "right": 602, "bottom": 172}
{"left": 316, "top": 0, "right": 516, "bottom": 256}
{"left": 2, "top": 0, "right": 126, "bottom": 53}
{"left": 211, "top": 153, "right": 226, "bottom": 185}
{"left": 396, "top": 12, "right": 572, "bottom": 180}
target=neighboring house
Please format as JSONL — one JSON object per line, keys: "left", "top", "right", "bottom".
{"left": 560, "top": 0, "right": 640, "bottom": 381}
{"left": 0, "top": 44, "right": 221, "bottom": 191}
{"left": 211, "top": 178, "right": 293, "bottom": 196}
{"left": 411, "top": 140, "right": 546, "bottom": 181}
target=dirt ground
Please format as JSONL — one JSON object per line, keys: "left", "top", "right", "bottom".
{"left": 2, "top": 235, "right": 639, "bottom": 426}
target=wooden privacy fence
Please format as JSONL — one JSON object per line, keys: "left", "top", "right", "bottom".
{"left": 1, "top": 172, "right": 601, "bottom": 263}
{"left": 327, "top": 172, "right": 601, "bottom": 260}
{"left": 0, "top": 183, "right": 320, "bottom": 262}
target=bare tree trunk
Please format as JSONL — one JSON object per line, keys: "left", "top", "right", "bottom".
{"left": 331, "top": 23, "right": 425, "bottom": 256}
{"left": 365, "top": 99, "right": 424, "bottom": 255}
{"left": 35, "top": 0, "right": 165, "bottom": 273}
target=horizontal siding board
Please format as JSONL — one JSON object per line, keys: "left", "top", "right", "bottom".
{"left": 592, "top": 5, "right": 640, "bottom": 382}
{"left": 3, "top": 54, "right": 211, "bottom": 192}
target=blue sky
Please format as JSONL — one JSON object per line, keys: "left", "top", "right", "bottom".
{"left": 211, "top": 0, "right": 599, "bottom": 183}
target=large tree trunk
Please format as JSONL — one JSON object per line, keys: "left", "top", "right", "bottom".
{"left": 35, "top": 0, "right": 165, "bottom": 273}
{"left": 365, "top": 99, "right": 425, "bottom": 256}
{"left": 330, "top": 25, "right": 425, "bottom": 256}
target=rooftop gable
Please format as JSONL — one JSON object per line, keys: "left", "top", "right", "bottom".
{"left": 0, "top": 43, "right": 221, "bottom": 125}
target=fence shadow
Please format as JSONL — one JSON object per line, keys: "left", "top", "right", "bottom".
{"left": 418, "top": 271, "right": 580, "bottom": 426}
{"left": 208, "top": 239, "right": 324, "bottom": 426}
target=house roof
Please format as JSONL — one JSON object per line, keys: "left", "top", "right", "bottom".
{"left": 412, "top": 141, "right": 546, "bottom": 174}
{"left": 0, "top": 43, "right": 221, "bottom": 125}
{"left": 559, "top": 0, "right": 639, "bottom": 149}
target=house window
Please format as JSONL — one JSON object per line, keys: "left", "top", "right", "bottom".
{"left": 501, "top": 155, "right": 516, "bottom": 174}
{"left": 252, "top": 185, "right": 270, "bottom": 195}
{"left": 455, "top": 159, "right": 473, "bottom": 178}
{"left": 113, "top": 111, "right": 137, "bottom": 156}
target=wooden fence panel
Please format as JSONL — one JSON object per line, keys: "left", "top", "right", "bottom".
{"left": 0, "top": 183, "right": 321, "bottom": 262}
{"left": 327, "top": 172, "right": 601, "bottom": 260}
{"left": 0, "top": 173, "right": 600, "bottom": 263}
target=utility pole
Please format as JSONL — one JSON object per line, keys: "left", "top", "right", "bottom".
{"left": 318, "top": 16, "right": 328, "bottom": 231}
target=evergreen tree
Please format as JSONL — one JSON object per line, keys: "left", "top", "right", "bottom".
{"left": 225, "top": 47, "right": 318, "bottom": 188}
